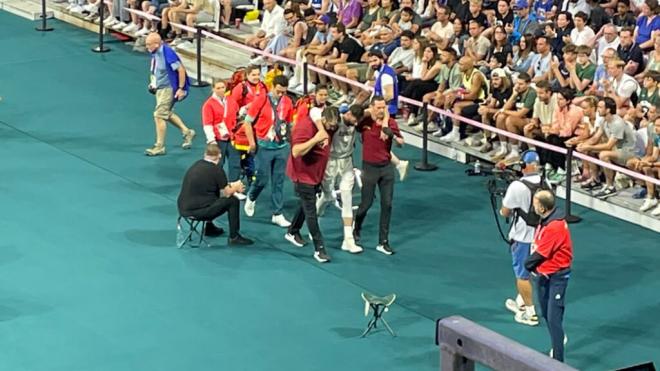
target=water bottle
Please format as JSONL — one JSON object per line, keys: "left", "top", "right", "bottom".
{"left": 474, "top": 160, "right": 481, "bottom": 175}
{"left": 176, "top": 220, "right": 186, "bottom": 247}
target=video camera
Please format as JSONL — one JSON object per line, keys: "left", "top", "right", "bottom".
{"left": 465, "top": 160, "right": 525, "bottom": 244}
{"left": 465, "top": 161, "right": 522, "bottom": 196}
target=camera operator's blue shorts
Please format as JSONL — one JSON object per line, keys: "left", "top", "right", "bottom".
{"left": 511, "top": 241, "right": 531, "bottom": 280}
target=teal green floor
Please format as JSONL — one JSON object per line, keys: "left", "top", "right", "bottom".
{"left": 1, "top": 11, "right": 658, "bottom": 370}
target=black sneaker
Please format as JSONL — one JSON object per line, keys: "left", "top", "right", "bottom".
{"left": 285, "top": 232, "right": 306, "bottom": 247}
{"left": 314, "top": 248, "right": 331, "bottom": 263}
{"left": 594, "top": 186, "right": 618, "bottom": 199}
{"left": 581, "top": 180, "right": 601, "bottom": 191}
{"left": 204, "top": 223, "right": 224, "bottom": 237}
{"left": 376, "top": 242, "right": 394, "bottom": 255}
{"left": 228, "top": 234, "right": 254, "bottom": 246}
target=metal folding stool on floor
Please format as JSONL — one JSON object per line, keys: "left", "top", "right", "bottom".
{"left": 176, "top": 216, "right": 210, "bottom": 248}
{"left": 361, "top": 292, "right": 396, "bottom": 337}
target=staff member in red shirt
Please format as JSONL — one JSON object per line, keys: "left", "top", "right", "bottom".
{"left": 231, "top": 65, "right": 269, "bottom": 154}
{"left": 202, "top": 80, "right": 241, "bottom": 186}
{"left": 525, "top": 190, "right": 573, "bottom": 362}
{"left": 353, "top": 96, "right": 404, "bottom": 255}
{"left": 284, "top": 107, "right": 337, "bottom": 263}
{"left": 242, "top": 75, "right": 295, "bottom": 228}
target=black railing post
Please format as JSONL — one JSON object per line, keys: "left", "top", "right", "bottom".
{"left": 91, "top": 3, "right": 110, "bottom": 53}
{"left": 303, "top": 62, "right": 309, "bottom": 95}
{"left": 414, "top": 103, "right": 438, "bottom": 171}
{"left": 190, "top": 27, "right": 209, "bottom": 87}
{"left": 564, "top": 146, "right": 582, "bottom": 224}
{"left": 35, "top": 0, "right": 54, "bottom": 32}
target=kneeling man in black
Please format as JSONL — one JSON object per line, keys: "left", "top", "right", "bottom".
{"left": 177, "top": 143, "right": 254, "bottom": 245}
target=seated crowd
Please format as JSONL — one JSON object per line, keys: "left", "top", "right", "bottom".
{"left": 64, "top": 0, "right": 660, "bottom": 215}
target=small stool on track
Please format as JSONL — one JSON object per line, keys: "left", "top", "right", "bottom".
{"left": 361, "top": 292, "right": 396, "bottom": 337}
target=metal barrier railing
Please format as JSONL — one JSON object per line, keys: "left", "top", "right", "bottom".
{"left": 436, "top": 316, "right": 579, "bottom": 371}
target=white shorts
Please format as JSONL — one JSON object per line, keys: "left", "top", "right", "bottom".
{"left": 321, "top": 157, "right": 354, "bottom": 200}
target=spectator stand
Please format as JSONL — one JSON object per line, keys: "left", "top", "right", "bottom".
{"left": 12, "top": 0, "right": 660, "bottom": 233}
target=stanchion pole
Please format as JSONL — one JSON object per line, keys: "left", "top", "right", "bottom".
{"left": 92, "top": 2, "right": 110, "bottom": 53}
{"left": 414, "top": 103, "right": 438, "bottom": 172}
{"left": 303, "top": 62, "right": 309, "bottom": 95}
{"left": 564, "top": 146, "right": 582, "bottom": 223}
{"left": 190, "top": 27, "right": 209, "bottom": 87}
{"left": 35, "top": 0, "right": 53, "bottom": 32}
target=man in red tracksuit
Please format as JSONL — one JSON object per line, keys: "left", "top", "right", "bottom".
{"left": 525, "top": 190, "right": 573, "bottom": 362}
{"left": 201, "top": 80, "right": 241, "bottom": 184}
{"left": 285, "top": 106, "right": 338, "bottom": 263}
{"left": 242, "top": 75, "right": 295, "bottom": 228}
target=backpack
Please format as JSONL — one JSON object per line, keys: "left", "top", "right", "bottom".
{"left": 293, "top": 94, "right": 316, "bottom": 124}
{"left": 226, "top": 68, "right": 247, "bottom": 98}
{"left": 515, "top": 179, "right": 553, "bottom": 227}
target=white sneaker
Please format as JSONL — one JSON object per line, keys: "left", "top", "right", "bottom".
{"left": 341, "top": 238, "right": 363, "bottom": 254}
{"left": 514, "top": 311, "right": 539, "bottom": 326}
{"left": 249, "top": 56, "right": 265, "bottom": 65}
{"left": 123, "top": 23, "right": 139, "bottom": 33}
{"left": 271, "top": 214, "right": 291, "bottom": 228}
{"left": 103, "top": 16, "right": 117, "bottom": 26}
{"left": 504, "top": 150, "right": 520, "bottom": 163}
{"left": 439, "top": 129, "right": 460, "bottom": 142}
{"left": 135, "top": 26, "right": 149, "bottom": 36}
{"left": 112, "top": 22, "right": 128, "bottom": 31}
{"left": 82, "top": 4, "right": 98, "bottom": 13}
{"left": 244, "top": 199, "right": 255, "bottom": 217}
{"left": 639, "top": 198, "right": 658, "bottom": 212}
{"left": 70, "top": 5, "right": 84, "bottom": 14}
{"left": 233, "top": 192, "right": 247, "bottom": 201}
{"left": 504, "top": 298, "right": 523, "bottom": 314}
{"left": 406, "top": 114, "right": 417, "bottom": 126}
{"left": 396, "top": 160, "right": 409, "bottom": 182}
{"left": 431, "top": 129, "right": 445, "bottom": 137}
{"left": 651, "top": 204, "right": 660, "bottom": 216}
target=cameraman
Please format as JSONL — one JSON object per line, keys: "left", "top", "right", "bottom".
{"left": 499, "top": 150, "right": 542, "bottom": 327}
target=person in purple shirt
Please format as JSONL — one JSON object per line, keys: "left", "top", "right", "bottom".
{"left": 635, "top": 0, "right": 660, "bottom": 50}
{"left": 338, "top": 0, "right": 362, "bottom": 29}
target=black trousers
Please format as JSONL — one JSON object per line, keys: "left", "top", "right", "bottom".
{"left": 354, "top": 162, "right": 395, "bottom": 244}
{"left": 401, "top": 79, "right": 439, "bottom": 115}
{"left": 537, "top": 134, "right": 568, "bottom": 170}
{"left": 182, "top": 196, "right": 240, "bottom": 238}
{"left": 288, "top": 182, "right": 324, "bottom": 250}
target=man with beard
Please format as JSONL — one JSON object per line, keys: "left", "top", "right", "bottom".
{"left": 353, "top": 96, "right": 404, "bottom": 255}
{"left": 316, "top": 104, "right": 365, "bottom": 254}
{"left": 285, "top": 107, "right": 337, "bottom": 263}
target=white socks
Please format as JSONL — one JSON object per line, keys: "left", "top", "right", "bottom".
{"left": 343, "top": 226, "right": 353, "bottom": 240}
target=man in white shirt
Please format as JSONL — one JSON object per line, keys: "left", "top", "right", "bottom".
{"left": 569, "top": 11, "right": 595, "bottom": 47}
{"left": 246, "top": 0, "right": 286, "bottom": 50}
{"left": 560, "top": 0, "right": 591, "bottom": 16}
{"left": 425, "top": 5, "right": 453, "bottom": 50}
{"left": 603, "top": 59, "right": 639, "bottom": 112}
{"left": 593, "top": 24, "right": 620, "bottom": 65}
{"left": 500, "top": 150, "right": 543, "bottom": 327}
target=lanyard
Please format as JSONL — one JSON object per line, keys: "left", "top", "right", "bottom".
{"left": 212, "top": 94, "right": 229, "bottom": 122}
